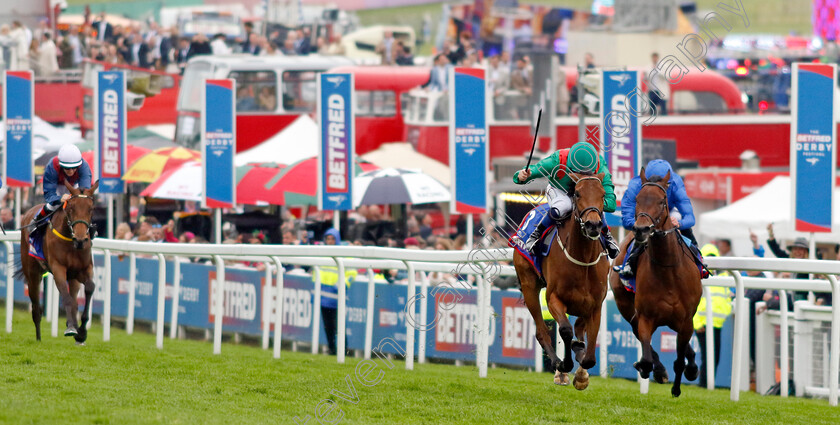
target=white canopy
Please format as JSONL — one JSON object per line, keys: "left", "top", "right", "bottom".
{"left": 361, "top": 142, "right": 451, "bottom": 186}
{"left": 698, "top": 176, "right": 840, "bottom": 254}
{"left": 234, "top": 115, "right": 318, "bottom": 166}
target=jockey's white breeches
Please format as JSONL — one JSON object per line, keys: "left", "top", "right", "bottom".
{"left": 546, "top": 184, "right": 573, "bottom": 218}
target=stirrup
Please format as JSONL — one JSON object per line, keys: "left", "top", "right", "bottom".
{"left": 524, "top": 235, "right": 539, "bottom": 254}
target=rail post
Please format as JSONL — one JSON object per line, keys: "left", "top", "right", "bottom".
{"left": 155, "top": 253, "right": 166, "bottom": 349}
{"left": 212, "top": 255, "right": 225, "bottom": 355}
{"left": 272, "top": 257, "right": 285, "bottom": 359}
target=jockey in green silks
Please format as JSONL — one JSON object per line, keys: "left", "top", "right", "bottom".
{"left": 513, "top": 141, "right": 620, "bottom": 258}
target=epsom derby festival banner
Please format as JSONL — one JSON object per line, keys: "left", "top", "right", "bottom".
{"left": 3, "top": 70, "right": 34, "bottom": 187}
{"left": 449, "top": 67, "right": 488, "bottom": 214}
{"left": 317, "top": 73, "right": 355, "bottom": 211}
{"left": 94, "top": 71, "right": 127, "bottom": 194}
{"left": 202, "top": 79, "right": 236, "bottom": 209}
{"left": 791, "top": 63, "right": 836, "bottom": 233}
{"left": 601, "top": 70, "right": 641, "bottom": 206}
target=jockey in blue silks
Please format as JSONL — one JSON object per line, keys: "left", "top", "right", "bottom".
{"left": 29, "top": 144, "right": 92, "bottom": 242}
{"left": 613, "top": 159, "right": 706, "bottom": 279}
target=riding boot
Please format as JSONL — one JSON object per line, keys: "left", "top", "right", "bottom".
{"left": 687, "top": 243, "right": 711, "bottom": 279}
{"left": 599, "top": 219, "right": 620, "bottom": 259}
{"left": 29, "top": 207, "right": 51, "bottom": 241}
{"left": 614, "top": 242, "right": 643, "bottom": 279}
{"left": 524, "top": 221, "right": 549, "bottom": 255}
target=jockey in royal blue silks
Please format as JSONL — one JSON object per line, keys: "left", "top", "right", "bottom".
{"left": 29, "top": 144, "right": 92, "bottom": 242}
{"left": 613, "top": 159, "right": 707, "bottom": 279}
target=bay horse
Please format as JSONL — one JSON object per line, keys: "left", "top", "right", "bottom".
{"left": 17, "top": 180, "right": 99, "bottom": 343}
{"left": 514, "top": 173, "right": 610, "bottom": 390}
{"left": 609, "top": 169, "right": 701, "bottom": 397}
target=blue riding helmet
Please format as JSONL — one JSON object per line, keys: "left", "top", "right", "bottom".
{"left": 620, "top": 159, "right": 696, "bottom": 231}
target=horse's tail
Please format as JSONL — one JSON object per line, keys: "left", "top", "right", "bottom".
{"left": 13, "top": 258, "right": 24, "bottom": 281}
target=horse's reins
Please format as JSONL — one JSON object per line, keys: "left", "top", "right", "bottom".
{"left": 556, "top": 176, "right": 607, "bottom": 267}
{"left": 51, "top": 195, "right": 94, "bottom": 243}
{"left": 635, "top": 182, "right": 693, "bottom": 267}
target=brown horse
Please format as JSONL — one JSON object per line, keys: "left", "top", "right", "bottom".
{"left": 609, "top": 169, "right": 701, "bottom": 397}
{"left": 514, "top": 173, "right": 610, "bottom": 390}
{"left": 17, "top": 180, "right": 99, "bottom": 343}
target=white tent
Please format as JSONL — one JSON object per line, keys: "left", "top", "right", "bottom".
{"left": 361, "top": 142, "right": 451, "bottom": 186}
{"left": 698, "top": 176, "right": 840, "bottom": 255}
{"left": 234, "top": 115, "right": 317, "bottom": 166}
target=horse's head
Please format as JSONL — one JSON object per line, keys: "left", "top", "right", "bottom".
{"left": 63, "top": 179, "right": 99, "bottom": 249}
{"left": 570, "top": 172, "right": 605, "bottom": 240}
{"left": 634, "top": 167, "right": 670, "bottom": 244}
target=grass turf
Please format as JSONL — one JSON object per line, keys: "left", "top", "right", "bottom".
{"left": 0, "top": 309, "right": 837, "bottom": 424}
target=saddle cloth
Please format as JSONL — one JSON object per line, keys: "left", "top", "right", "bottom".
{"left": 508, "top": 204, "right": 556, "bottom": 277}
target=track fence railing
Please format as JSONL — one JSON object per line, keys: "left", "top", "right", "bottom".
{"left": 1, "top": 232, "right": 837, "bottom": 406}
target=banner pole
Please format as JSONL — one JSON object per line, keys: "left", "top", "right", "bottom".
{"left": 215, "top": 208, "right": 222, "bottom": 243}
{"left": 14, "top": 188, "right": 20, "bottom": 228}
{"left": 332, "top": 211, "right": 340, "bottom": 232}
{"left": 107, "top": 194, "right": 114, "bottom": 239}
{"left": 466, "top": 214, "right": 474, "bottom": 248}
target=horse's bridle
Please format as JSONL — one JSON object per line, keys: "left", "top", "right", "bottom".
{"left": 572, "top": 176, "right": 605, "bottom": 241}
{"left": 55, "top": 194, "right": 94, "bottom": 243}
{"left": 635, "top": 182, "right": 678, "bottom": 238}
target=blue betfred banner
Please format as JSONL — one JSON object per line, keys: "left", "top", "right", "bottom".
{"left": 3, "top": 70, "right": 34, "bottom": 188}
{"left": 791, "top": 63, "right": 836, "bottom": 233}
{"left": 449, "top": 67, "right": 488, "bottom": 215}
{"left": 601, "top": 70, "right": 641, "bottom": 206}
{"left": 95, "top": 71, "right": 127, "bottom": 194}
{"left": 202, "top": 79, "right": 236, "bottom": 209}
{"left": 317, "top": 73, "right": 354, "bottom": 211}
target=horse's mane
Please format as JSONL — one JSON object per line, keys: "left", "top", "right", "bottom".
{"left": 646, "top": 175, "right": 665, "bottom": 183}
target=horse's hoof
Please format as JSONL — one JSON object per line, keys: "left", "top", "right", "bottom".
{"left": 573, "top": 369, "right": 590, "bottom": 391}
{"left": 554, "top": 371, "right": 570, "bottom": 386}
{"left": 634, "top": 362, "right": 651, "bottom": 379}
{"left": 570, "top": 340, "right": 585, "bottom": 353}
{"left": 75, "top": 341, "right": 86, "bottom": 346}
{"left": 684, "top": 364, "right": 699, "bottom": 381}
{"left": 671, "top": 386, "right": 681, "bottom": 398}
{"left": 653, "top": 367, "right": 670, "bottom": 384}
{"left": 64, "top": 327, "right": 78, "bottom": 337}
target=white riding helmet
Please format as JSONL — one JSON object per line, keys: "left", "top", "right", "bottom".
{"left": 58, "top": 144, "right": 83, "bottom": 168}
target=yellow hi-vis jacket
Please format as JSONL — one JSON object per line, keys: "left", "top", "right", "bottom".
{"left": 313, "top": 266, "right": 357, "bottom": 309}
{"left": 693, "top": 286, "right": 733, "bottom": 330}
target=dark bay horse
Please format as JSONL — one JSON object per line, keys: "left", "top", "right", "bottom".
{"left": 514, "top": 173, "right": 610, "bottom": 390}
{"left": 609, "top": 169, "right": 701, "bottom": 397}
{"left": 17, "top": 180, "right": 99, "bottom": 343}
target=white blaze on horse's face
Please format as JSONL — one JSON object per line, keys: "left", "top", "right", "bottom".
{"left": 571, "top": 173, "right": 605, "bottom": 240}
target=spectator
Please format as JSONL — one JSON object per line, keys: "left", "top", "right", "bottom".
{"left": 210, "top": 33, "right": 230, "bottom": 55}
{"left": 395, "top": 44, "right": 414, "bottom": 66}
{"left": 93, "top": 12, "right": 113, "bottom": 43}
{"left": 0, "top": 207, "right": 13, "bottom": 230}
{"left": 487, "top": 54, "right": 510, "bottom": 107}
{"left": 715, "top": 238, "right": 734, "bottom": 256}
{"left": 323, "top": 35, "right": 345, "bottom": 56}
{"left": 376, "top": 30, "right": 397, "bottom": 65}
{"left": 296, "top": 28, "right": 312, "bottom": 55}
{"left": 765, "top": 224, "right": 810, "bottom": 298}
{"left": 36, "top": 33, "right": 58, "bottom": 77}
{"left": 240, "top": 22, "right": 255, "bottom": 53}
{"left": 584, "top": 52, "right": 595, "bottom": 69}
{"left": 115, "top": 222, "right": 133, "bottom": 240}
{"left": 282, "top": 230, "right": 299, "bottom": 245}
{"left": 425, "top": 53, "right": 449, "bottom": 92}
{"left": 418, "top": 214, "right": 433, "bottom": 239}
{"left": 189, "top": 33, "right": 212, "bottom": 57}
{"left": 176, "top": 37, "right": 190, "bottom": 73}
{"left": 257, "top": 85, "right": 277, "bottom": 111}
{"left": 500, "top": 50, "right": 512, "bottom": 70}
{"left": 694, "top": 243, "right": 733, "bottom": 388}
{"left": 236, "top": 85, "right": 258, "bottom": 111}
{"left": 244, "top": 32, "right": 260, "bottom": 55}
{"left": 647, "top": 52, "right": 670, "bottom": 116}
{"left": 10, "top": 21, "right": 30, "bottom": 70}
{"left": 315, "top": 228, "right": 356, "bottom": 355}
{"left": 556, "top": 67, "right": 570, "bottom": 115}
{"left": 510, "top": 57, "right": 532, "bottom": 119}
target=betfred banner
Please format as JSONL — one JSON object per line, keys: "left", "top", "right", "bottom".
{"left": 317, "top": 73, "right": 354, "bottom": 211}
{"left": 94, "top": 71, "right": 127, "bottom": 193}
{"left": 449, "top": 67, "right": 488, "bottom": 214}
{"left": 202, "top": 79, "right": 236, "bottom": 209}
{"left": 790, "top": 63, "right": 836, "bottom": 233}
{"left": 600, "top": 70, "right": 641, "bottom": 206}
{"left": 3, "top": 70, "right": 34, "bottom": 187}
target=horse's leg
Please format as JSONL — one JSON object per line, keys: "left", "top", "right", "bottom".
{"left": 571, "top": 317, "right": 586, "bottom": 363}
{"left": 514, "top": 255, "right": 562, "bottom": 376}
{"left": 572, "top": 308, "right": 602, "bottom": 391}
{"left": 51, "top": 266, "right": 78, "bottom": 336}
{"left": 634, "top": 316, "right": 655, "bottom": 379}
{"left": 547, "top": 292, "right": 574, "bottom": 373}
{"left": 24, "top": 267, "right": 42, "bottom": 341}
{"left": 683, "top": 335, "right": 699, "bottom": 382}
{"left": 75, "top": 273, "right": 96, "bottom": 344}
{"left": 671, "top": 324, "right": 694, "bottom": 397}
